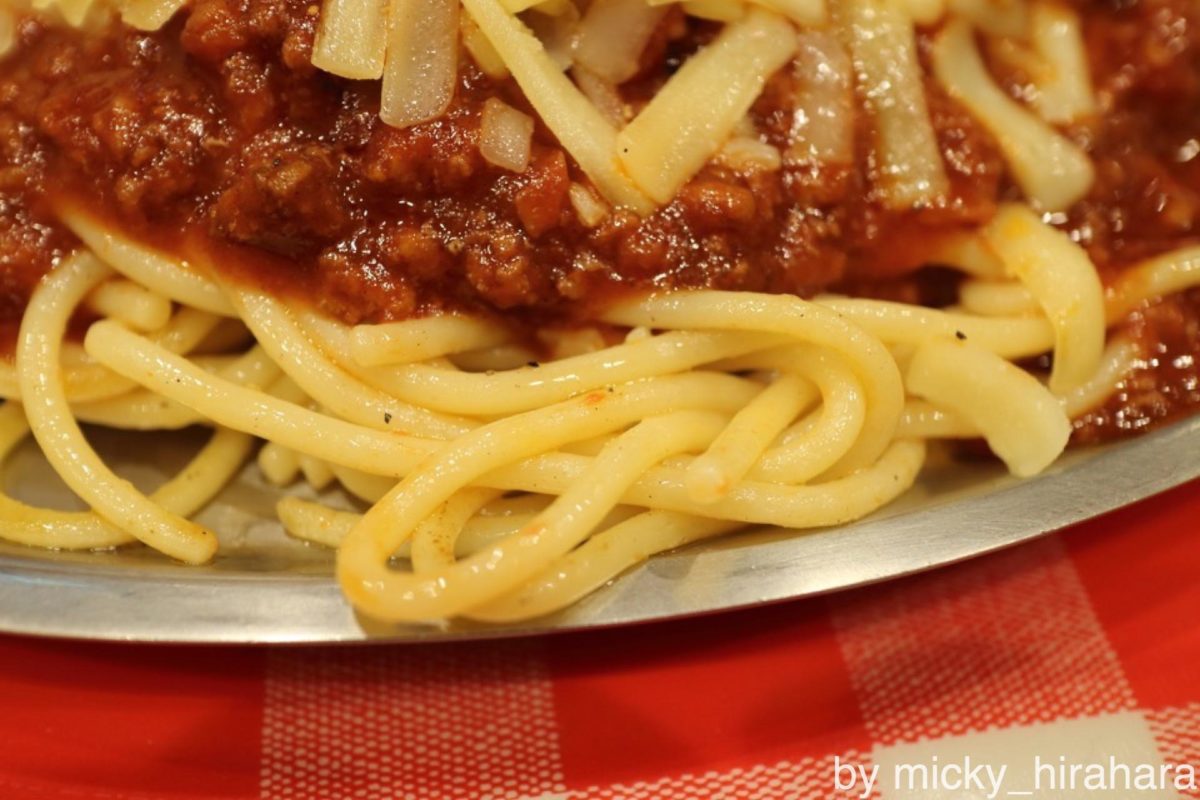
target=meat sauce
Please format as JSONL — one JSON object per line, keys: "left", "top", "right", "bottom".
{"left": 0, "top": 0, "right": 1198, "bottom": 439}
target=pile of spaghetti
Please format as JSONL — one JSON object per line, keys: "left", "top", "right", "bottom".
{"left": 0, "top": 0, "right": 1198, "bottom": 623}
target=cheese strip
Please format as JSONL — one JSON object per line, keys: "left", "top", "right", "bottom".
{"left": 312, "top": 0, "right": 389, "bottom": 80}
{"left": 462, "top": 0, "right": 654, "bottom": 213}
{"left": 932, "top": 19, "right": 1094, "bottom": 211}
{"left": 786, "top": 29, "right": 854, "bottom": 167}
{"left": 1027, "top": 1, "right": 1095, "bottom": 123}
{"left": 835, "top": 0, "right": 949, "bottom": 209}
{"left": 617, "top": 8, "right": 796, "bottom": 204}
{"left": 461, "top": 15, "right": 510, "bottom": 78}
{"left": 121, "top": 0, "right": 186, "bottom": 30}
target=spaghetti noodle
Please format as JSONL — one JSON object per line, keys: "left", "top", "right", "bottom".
{"left": 0, "top": 0, "right": 1198, "bottom": 624}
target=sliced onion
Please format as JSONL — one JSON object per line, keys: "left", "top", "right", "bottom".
{"left": 717, "top": 136, "right": 783, "bottom": 172}
{"left": 568, "top": 182, "right": 611, "bottom": 227}
{"left": 121, "top": 0, "right": 189, "bottom": 29}
{"left": 380, "top": 0, "right": 459, "bottom": 129}
{"left": 523, "top": 3, "right": 580, "bottom": 71}
{"left": 121, "top": 0, "right": 188, "bottom": 30}
{"left": 572, "top": 64, "right": 628, "bottom": 127}
{"left": 786, "top": 29, "right": 854, "bottom": 168}
{"left": 312, "top": 0, "right": 389, "bottom": 80}
{"left": 460, "top": 0, "right": 653, "bottom": 212}
{"left": 574, "top": 0, "right": 667, "bottom": 84}
{"left": 480, "top": 97, "right": 535, "bottom": 172}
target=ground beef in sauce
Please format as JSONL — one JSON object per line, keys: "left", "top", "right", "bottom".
{"left": 1, "top": 0, "right": 1199, "bottom": 440}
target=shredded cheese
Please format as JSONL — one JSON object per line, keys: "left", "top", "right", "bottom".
{"left": 835, "top": 0, "right": 949, "bottom": 209}
{"left": 312, "top": 0, "right": 389, "bottom": 80}
{"left": 120, "top": 0, "right": 187, "bottom": 30}
{"left": 932, "top": 18, "right": 1094, "bottom": 211}
{"left": 617, "top": 8, "right": 796, "bottom": 204}
{"left": 0, "top": 6, "right": 15, "bottom": 56}
{"left": 786, "top": 29, "right": 854, "bottom": 167}
{"left": 461, "top": 15, "right": 510, "bottom": 78}
{"left": 1026, "top": 1, "right": 1095, "bottom": 123}
{"left": 461, "top": 0, "right": 654, "bottom": 213}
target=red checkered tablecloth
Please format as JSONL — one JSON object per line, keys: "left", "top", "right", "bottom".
{"left": 0, "top": 480, "right": 1197, "bottom": 800}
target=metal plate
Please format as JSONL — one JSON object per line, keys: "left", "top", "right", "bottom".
{"left": 0, "top": 417, "right": 1197, "bottom": 644}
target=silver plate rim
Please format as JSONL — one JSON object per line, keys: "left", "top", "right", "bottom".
{"left": 1, "top": 417, "right": 1196, "bottom": 644}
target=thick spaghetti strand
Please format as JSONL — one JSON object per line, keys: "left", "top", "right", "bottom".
{"left": 467, "top": 511, "right": 741, "bottom": 622}
{"left": 18, "top": 254, "right": 218, "bottom": 563}
{"left": 339, "top": 411, "right": 729, "bottom": 621}
{"left": 603, "top": 291, "right": 903, "bottom": 475}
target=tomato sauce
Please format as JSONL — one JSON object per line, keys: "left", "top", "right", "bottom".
{"left": 1, "top": 0, "right": 1199, "bottom": 438}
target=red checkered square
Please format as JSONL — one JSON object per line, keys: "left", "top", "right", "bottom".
{"left": 547, "top": 602, "right": 869, "bottom": 790}
{"left": 0, "top": 639, "right": 263, "bottom": 800}
{"left": 1064, "top": 481, "right": 1200, "bottom": 709}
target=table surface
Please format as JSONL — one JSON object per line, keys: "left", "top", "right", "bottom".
{"left": 0, "top": 478, "right": 1196, "bottom": 800}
